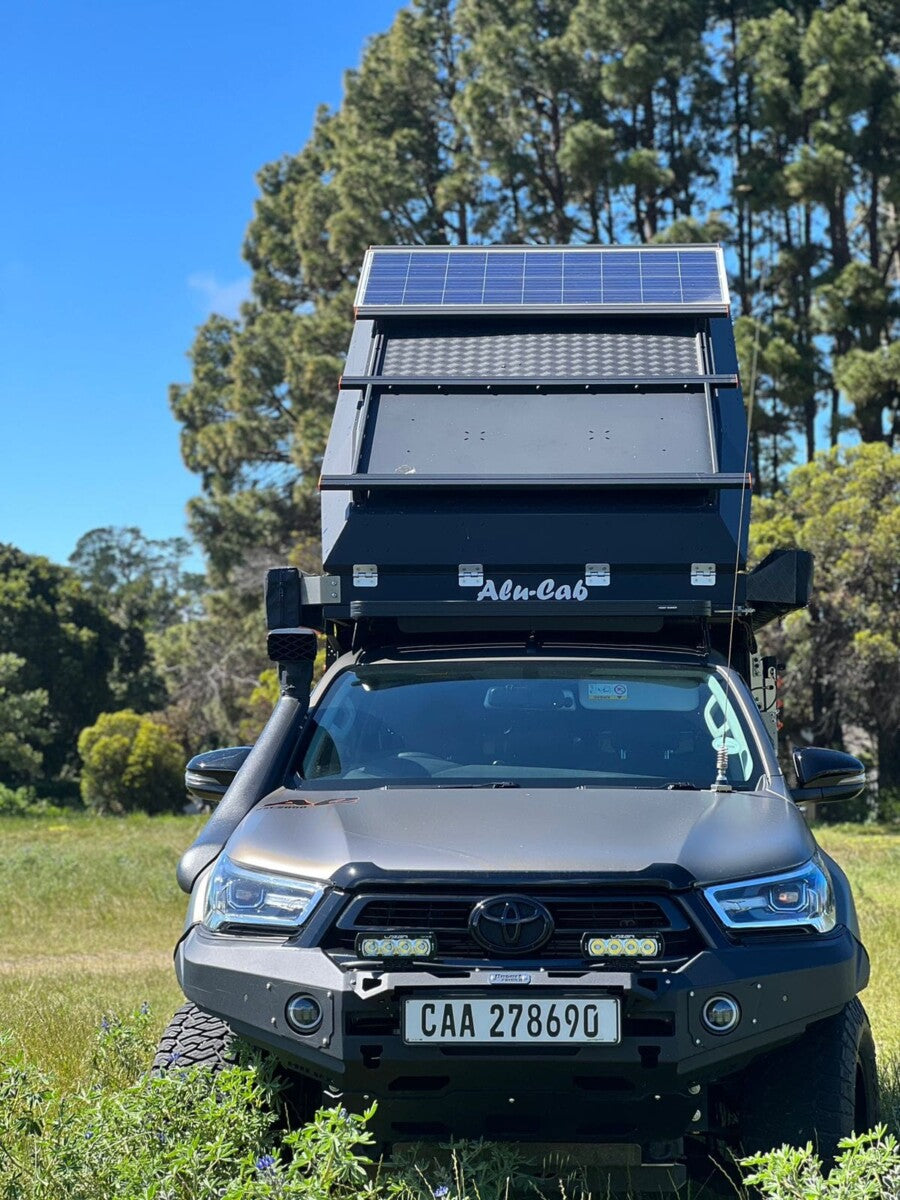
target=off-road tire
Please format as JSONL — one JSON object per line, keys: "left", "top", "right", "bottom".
{"left": 152, "top": 1002, "right": 324, "bottom": 1126}
{"left": 734, "top": 997, "right": 878, "bottom": 1165}
{"left": 153, "top": 1002, "right": 236, "bottom": 1073}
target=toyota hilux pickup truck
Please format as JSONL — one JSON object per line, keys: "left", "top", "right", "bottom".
{"left": 161, "top": 245, "right": 875, "bottom": 1187}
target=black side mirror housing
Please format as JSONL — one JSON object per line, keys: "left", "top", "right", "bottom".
{"left": 185, "top": 746, "right": 253, "bottom": 806}
{"left": 791, "top": 746, "right": 866, "bottom": 805}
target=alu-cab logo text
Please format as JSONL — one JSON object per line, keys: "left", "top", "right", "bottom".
{"left": 476, "top": 577, "right": 589, "bottom": 602}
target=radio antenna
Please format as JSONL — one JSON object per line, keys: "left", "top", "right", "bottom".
{"left": 712, "top": 257, "right": 765, "bottom": 793}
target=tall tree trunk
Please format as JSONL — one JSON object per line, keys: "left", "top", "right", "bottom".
{"left": 829, "top": 385, "right": 841, "bottom": 447}
{"left": 877, "top": 727, "right": 900, "bottom": 796}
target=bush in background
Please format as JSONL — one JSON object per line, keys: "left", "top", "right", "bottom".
{"left": 77, "top": 710, "right": 183, "bottom": 814}
{"left": 0, "top": 783, "right": 69, "bottom": 817}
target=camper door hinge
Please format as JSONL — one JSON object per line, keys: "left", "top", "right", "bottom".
{"left": 585, "top": 563, "right": 611, "bottom": 587}
{"left": 458, "top": 564, "right": 485, "bottom": 587}
{"left": 691, "top": 563, "right": 716, "bottom": 586}
{"left": 352, "top": 564, "right": 379, "bottom": 588}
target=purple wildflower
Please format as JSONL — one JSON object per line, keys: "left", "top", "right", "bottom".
{"left": 256, "top": 1154, "right": 277, "bottom": 1173}
{"left": 434, "top": 1187, "right": 450, "bottom": 1197}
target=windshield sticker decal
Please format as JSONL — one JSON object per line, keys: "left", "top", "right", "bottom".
{"left": 586, "top": 682, "right": 629, "bottom": 703}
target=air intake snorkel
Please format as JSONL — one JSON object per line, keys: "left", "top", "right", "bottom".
{"left": 175, "top": 569, "right": 318, "bottom": 893}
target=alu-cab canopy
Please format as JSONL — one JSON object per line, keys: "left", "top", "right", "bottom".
{"left": 270, "top": 245, "right": 809, "bottom": 643}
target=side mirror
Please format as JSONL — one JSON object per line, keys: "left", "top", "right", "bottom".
{"left": 791, "top": 746, "right": 866, "bottom": 805}
{"left": 185, "top": 746, "right": 253, "bottom": 805}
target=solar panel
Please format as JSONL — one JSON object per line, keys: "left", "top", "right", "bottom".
{"left": 356, "top": 245, "right": 728, "bottom": 315}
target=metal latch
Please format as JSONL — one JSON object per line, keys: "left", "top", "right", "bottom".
{"left": 585, "top": 563, "right": 611, "bottom": 587}
{"left": 690, "top": 563, "right": 716, "bottom": 586}
{"left": 458, "top": 564, "right": 484, "bottom": 587}
{"left": 352, "top": 564, "right": 379, "bottom": 588}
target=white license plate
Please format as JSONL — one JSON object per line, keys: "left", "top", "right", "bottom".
{"left": 403, "top": 997, "right": 620, "bottom": 1045}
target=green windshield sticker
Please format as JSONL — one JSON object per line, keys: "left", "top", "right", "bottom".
{"left": 586, "top": 682, "right": 629, "bottom": 702}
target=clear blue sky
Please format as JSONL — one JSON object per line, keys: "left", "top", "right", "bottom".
{"left": 1, "top": 0, "right": 402, "bottom": 568}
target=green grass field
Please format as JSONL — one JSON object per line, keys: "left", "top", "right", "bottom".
{"left": 0, "top": 814, "right": 896, "bottom": 1092}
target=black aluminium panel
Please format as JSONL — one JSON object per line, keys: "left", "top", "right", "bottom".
{"left": 356, "top": 246, "right": 729, "bottom": 315}
{"left": 360, "top": 391, "right": 714, "bottom": 477}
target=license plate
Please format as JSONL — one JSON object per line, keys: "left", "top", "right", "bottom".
{"left": 403, "top": 997, "right": 620, "bottom": 1045}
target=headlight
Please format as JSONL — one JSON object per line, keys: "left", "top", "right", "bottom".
{"left": 703, "top": 854, "right": 836, "bottom": 934}
{"left": 204, "top": 856, "right": 324, "bottom": 934}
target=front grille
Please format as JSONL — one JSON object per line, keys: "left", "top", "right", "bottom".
{"left": 327, "top": 891, "right": 702, "bottom": 964}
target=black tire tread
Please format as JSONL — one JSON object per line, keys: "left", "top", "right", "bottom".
{"left": 736, "top": 997, "right": 878, "bottom": 1162}
{"left": 153, "top": 1001, "right": 236, "bottom": 1073}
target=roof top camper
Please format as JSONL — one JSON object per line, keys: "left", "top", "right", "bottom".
{"left": 267, "top": 244, "right": 810, "bottom": 671}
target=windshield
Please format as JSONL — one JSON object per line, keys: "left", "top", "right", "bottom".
{"left": 295, "top": 661, "right": 764, "bottom": 790}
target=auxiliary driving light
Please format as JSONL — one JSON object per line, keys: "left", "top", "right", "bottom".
{"left": 356, "top": 934, "right": 435, "bottom": 959}
{"left": 584, "top": 934, "right": 662, "bottom": 959}
{"left": 701, "top": 995, "right": 741, "bottom": 1034}
{"left": 285, "top": 994, "right": 323, "bottom": 1034}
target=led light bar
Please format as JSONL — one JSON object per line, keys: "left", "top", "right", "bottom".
{"left": 584, "top": 934, "right": 662, "bottom": 959}
{"left": 356, "top": 933, "right": 435, "bottom": 959}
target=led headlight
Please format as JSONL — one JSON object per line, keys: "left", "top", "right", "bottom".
{"left": 204, "top": 856, "right": 324, "bottom": 934}
{"left": 703, "top": 854, "right": 836, "bottom": 934}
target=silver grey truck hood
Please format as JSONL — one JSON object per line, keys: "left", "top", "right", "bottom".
{"left": 224, "top": 785, "right": 814, "bottom": 886}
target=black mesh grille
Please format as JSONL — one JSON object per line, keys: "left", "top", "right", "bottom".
{"left": 266, "top": 632, "right": 318, "bottom": 662}
{"left": 328, "top": 892, "right": 701, "bottom": 963}
{"left": 380, "top": 320, "right": 701, "bottom": 380}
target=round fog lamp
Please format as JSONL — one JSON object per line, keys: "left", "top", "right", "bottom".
{"left": 286, "top": 994, "right": 322, "bottom": 1034}
{"left": 701, "top": 995, "right": 741, "bottom": 1034}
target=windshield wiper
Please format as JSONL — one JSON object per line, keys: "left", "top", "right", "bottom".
{"left": 432, "top": 780, "right": 521, "bottom": 789}
{"left": 666, "top": 781, "right": 703, "bottom": 790}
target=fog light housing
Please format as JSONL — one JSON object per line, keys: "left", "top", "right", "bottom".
{"left": 286, "top": 994, "right": 323, "bottom": 1034}
{"left": 701, "top": 994, "right": 740, "bottom": 1034}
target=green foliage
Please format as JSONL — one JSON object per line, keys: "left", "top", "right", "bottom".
{"left": 77, "top": 710, "right": 184, "bottom": 814}
{"left": 0, "top": 1006, "right": 376, "bottom": 1200}
{"left": 0, "top": 653, "right": 49, "bottom": 784}
{"left": 2, "top": 1003, "right": 899, "bottom": 1199}
{"left": 151, "top": 589, "right": 268, "bottom": 753}
{"left": 741, "top": 1126, "right": 900, "bottom": 1198}
{"left": 69, "top": 526, "right": 205, "bottom": 713}
{"left": 0, "top": 783, "right": 67, "bottom": 817}
{"left": 69, "top": 526, "right": 203, "bottom": 633}
{"left": 0, "top": 545, "right": 117, "bottom": 780}
{"left": 750, "top": 444, "right": 900, "bottom": 804}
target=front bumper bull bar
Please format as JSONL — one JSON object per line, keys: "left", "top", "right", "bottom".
{"left": 176, "top": 924, "right": 866, "bottom": 1144}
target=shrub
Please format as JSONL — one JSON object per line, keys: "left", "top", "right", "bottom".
{"left": 77, "top": 710, "right": 184, "bottom": 814}
{"left": 0, "top": 782, "right": 68, "bottom": 817}
{"left": 0, "top": 1006, "right": 378, "bottom": 1200}
{"left": 741, "top": 1127, "right": 900, "bottom": 1197}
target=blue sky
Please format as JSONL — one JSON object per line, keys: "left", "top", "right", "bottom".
{"left": 1, "top": 0, "right": 402, "bottom": 567}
